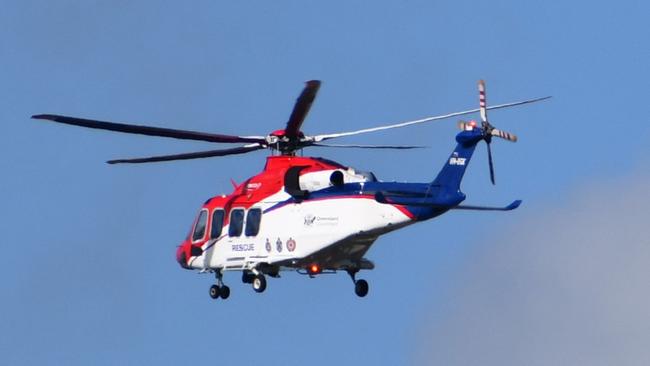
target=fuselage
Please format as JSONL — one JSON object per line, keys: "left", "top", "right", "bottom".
{"left": 175, "top": 155, "right": 458, "bottom": 273}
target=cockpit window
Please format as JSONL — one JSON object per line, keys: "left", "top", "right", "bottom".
{"left": 192, "top": 209, "right": 208, "bottom": 242}
{"left": 245, "top": 208, "right": 262, "bottom": 236}
{"left": 210, "top": 209, "right": 225, "bottom": 239}
{"left": 228, "top": 209, "right": 245, "bottom": 237}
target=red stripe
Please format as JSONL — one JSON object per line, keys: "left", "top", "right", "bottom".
{"left": 394, "top": 204, "right": 416, "bottom": 219}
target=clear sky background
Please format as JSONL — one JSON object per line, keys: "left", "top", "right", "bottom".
{"left": 2, "top": 1, "right": 649, "bottom": 365}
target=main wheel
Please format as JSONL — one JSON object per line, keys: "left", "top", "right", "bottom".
{"left": 242, "top": 271, "right": 254, "bottom": 284}
{"left": 252, "top": 274, "right": 267, "bottom": 293}
{"left": 354, "top": 279, "right": 369, "bottom": 297}
{"left": 219, "top": 285, "right": 230, "bottom": 299}
{"left": 209, "top": 284, "right": 220, "bottom": 299}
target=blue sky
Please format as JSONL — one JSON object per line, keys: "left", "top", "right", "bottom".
{"left": 1, "top": 1, "right": 649, "bottom": 365}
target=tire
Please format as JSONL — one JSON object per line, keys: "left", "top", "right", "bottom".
{"left": 354, "top": 279, "right": 369, "bottom": 297}
{"left": 242, "top": 271, "right": 254, "bottom": 284}
{"left": 252, "top": 274, "right": 267, "bottom": 293}
{"left": 219, "top": 285, "right": 230, "bottom": 299}
{"left": 209, "top": 284, "right": 220, "bottom": 299}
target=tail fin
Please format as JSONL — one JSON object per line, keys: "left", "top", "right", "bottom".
{"left": 431, "top": 79, "right": 532, "bottom": 191}
{"left": 431, "top": 129, "right": 483, "bottom": 191}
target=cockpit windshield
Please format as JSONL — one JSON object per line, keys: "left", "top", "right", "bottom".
{"left": 192, "top": 209, "right": 208, "bottom": 242}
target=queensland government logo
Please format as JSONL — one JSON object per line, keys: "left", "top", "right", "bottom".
{"left": 304, "top": 214, "right": 316, "bottom": 226}
{"left": 303, "top": 214, "right": 339, "bottom": 227}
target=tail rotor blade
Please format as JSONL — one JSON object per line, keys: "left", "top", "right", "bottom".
{"left": 479, "top": 80, "right": 488, "bottom": 123}
{"left": 491, "top": 128, "right": 518, "bottom": 142}
{"left": 487, "top": 141, "right": 495, "bottom": 185}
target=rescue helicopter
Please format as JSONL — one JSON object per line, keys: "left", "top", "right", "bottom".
{"left": 32, "top": 80, "right": 549, "bottom": 299}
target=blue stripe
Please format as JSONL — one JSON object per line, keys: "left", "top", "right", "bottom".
{"left": 262, "top": 181, "right": 463, "bottom": 221}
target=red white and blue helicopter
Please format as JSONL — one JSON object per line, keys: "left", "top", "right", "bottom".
{"left": 32, "top": 80, "right": 548, "bottom": 299}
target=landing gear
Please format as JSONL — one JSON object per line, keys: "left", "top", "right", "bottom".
{"left": 242, "top": 271, "right": 254, "bottom": 284}
{"left": 219, "top": 285, "right": 230, "bottom": 299}
{"left": 242, "top": 269, "right": 268, "bottom": 293}
{"left": 209, "top": 270, "right": 231, "bottom": 300}
{"left": 252, "top": 274, "right": 267, "bottom": 293}
{"left": 209, "top": 284, "right": 220, "bottom": 299}
{"left": 354, "top": 279, "right": 369, "bottom": 297}
{"left": 347, "top": 269, "right": 369, "bottom": 298}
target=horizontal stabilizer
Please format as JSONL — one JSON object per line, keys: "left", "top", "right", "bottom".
{"left": 453, "top": 200, "right": 522, "bottom": 211}
{"left": 376, "top": 191, "right": 521, "bottom": 212}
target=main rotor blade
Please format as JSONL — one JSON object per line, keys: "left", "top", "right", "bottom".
{"left": 310, "top": 143, "right": 426, "bottom": 149}
{"left": 32, "top": 114, "right": 266, "bottom": 144}
{"left": 285, "top": 80, "right": 321, "bottom": 138}
{"left": 314, "top": 96, "right": 550, "bottom": 141}
{"left": 106, "top": 144, "right": 264, "bottom": 164}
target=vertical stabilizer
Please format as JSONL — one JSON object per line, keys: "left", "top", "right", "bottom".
{"left": 431, "top": 128, "right": 483, "bottom": 192}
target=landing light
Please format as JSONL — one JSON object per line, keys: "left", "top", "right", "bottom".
{"left": 308, "top": 264, "right": 322, "bottom": 275}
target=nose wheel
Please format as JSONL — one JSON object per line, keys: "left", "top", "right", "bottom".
{"left": 209, "top": 284, "right": 230, "bottom": 299}
{"left": 348, "top": 270, "right": 369, "bottom": 297}
{"left": 209, "top": 270, "right": 231, "bottom": 300}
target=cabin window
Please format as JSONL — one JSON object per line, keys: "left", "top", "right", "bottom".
{"left": 228, "top": 209, "right": 245, "bottom": 237}
{"left": 245, "top": 208, "right": 262, "bottom": 236}
{"left": 192, "top": 209, "right": 208, "bottom": 242}
{"left": 210, "top": 209, "right": 225, "bottom": 239}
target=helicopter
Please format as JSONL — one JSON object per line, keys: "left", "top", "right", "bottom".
{"left": 32, "top": 80, "right": 549, "bottom": 299}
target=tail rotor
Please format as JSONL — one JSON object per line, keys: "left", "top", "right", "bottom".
{"left": 477, "top": 80, "right": 518, "bottom": 185}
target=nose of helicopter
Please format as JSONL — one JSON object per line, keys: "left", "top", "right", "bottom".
{"left": 176, "top": 243, "right": 189, "bottom": 269}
